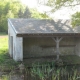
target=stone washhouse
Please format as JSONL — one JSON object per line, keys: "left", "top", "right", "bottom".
{"left": 8, "top": 18, "right": 80, "bottom": 61}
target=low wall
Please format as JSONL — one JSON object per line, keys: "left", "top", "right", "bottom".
{"left": 23, "top": 37, "right": 76, "bottom": 58}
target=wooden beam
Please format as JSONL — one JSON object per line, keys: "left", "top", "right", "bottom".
{"left": 52, "top": 37, "right": 63, "bottom": 60}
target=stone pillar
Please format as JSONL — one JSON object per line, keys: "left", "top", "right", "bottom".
{"left": 13, "top": 37, "right": 23, "bottom": 61}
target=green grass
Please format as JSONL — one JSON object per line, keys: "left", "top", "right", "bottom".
{"left": 31, "top": 62, "right": 80, "bottom": 80}
{"left": 0, "top": 38, "right": 8, "bottom": 50}
{"left": 0, "top": 37, "right": 8, "bottom": 63}
{"left": 0, "top": 36, "right": 19, "bottom": 71}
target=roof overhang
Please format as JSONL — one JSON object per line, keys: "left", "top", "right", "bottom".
{"left": 16, "top": 33, "right": 80, "bottom": 37}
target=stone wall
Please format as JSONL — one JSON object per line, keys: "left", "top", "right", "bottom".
{"left": 23, "top": 37, "right": 76, "bottom": 58}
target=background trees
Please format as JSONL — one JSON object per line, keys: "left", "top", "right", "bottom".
{"left": 0, "top": 0, "right": 50, "bottom": 33}
{"left": 38, "top": 0, "right": 80, "bottom": 27}
{"left": 30, "top": 9, "right": 50, "bottom": 19}
{"left": 1, "top": 0, "right": 80, "bottom": 33}
{"left": 0, "top": 0, "right": 24, "bottom": 33}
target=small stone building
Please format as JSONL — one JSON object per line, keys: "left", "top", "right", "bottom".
{"left": 8, "top": 18, "right": 80, "bottom": 61}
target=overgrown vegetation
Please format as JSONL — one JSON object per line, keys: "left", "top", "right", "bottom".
{"left": 31, "top": 62, "right": 80, "bottom": 80}
{"left": 71, "top": 12, "right": 80, "bottom": 27}
{"left": 28, "top": 62, "right": 80, "bottom": 80}
{"left": 38, "top": 0, "right": 80, "bottom": 27}
{"left": 39, "top": 0, "right": 80, "bottom": 11}
{"left": 0, "top": 36, "right": 19, "bottom": 71}
{"left": 31, "top": 62, "right": 55, "bottom": 80}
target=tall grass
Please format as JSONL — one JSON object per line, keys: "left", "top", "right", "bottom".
{"left": 31, "top": 62, "right": 54, "bottom": 80}
{"left": 31, "top": 62, "right": 80, "bottom": 80}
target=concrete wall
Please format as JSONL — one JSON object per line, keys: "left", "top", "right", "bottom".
{"left": 8, "top": 22, "right": 23, "bottom": 61}
{"left": 23, "top": 37, "right": 76, "bottom": 58}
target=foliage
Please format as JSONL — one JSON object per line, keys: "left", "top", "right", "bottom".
{"left": 30, "top": 9, "right": 50, "bottom": 19}
{"left": 0, "top": 0, "right": 24, "bottom": 33}
{"left": 31, "top": 62, "right": 55, "bottom": 80}
{"left": 23, "top": 7, "right": 31, "bottom": 18}
{"left": 38, "top": 0, "right": 80, "bottom": 27}
{"left": 31, "top": 62, "right": 80, "bottom": 80}
{"left": 0, "top": 36, "right": 19, "bottom": 69}
{"left": 39, "top": 0, "right": 80, "bottom": 10}
{"left": 18, "top": 7, "right": 50, "bottom": 19}
{"left": 71, "top": 12, "right": 80, "bottom": 27}
{"left": 0, "top": 0, "right": 50, "bottom": 33}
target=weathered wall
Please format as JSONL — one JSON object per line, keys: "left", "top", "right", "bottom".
{"left": 8, "top": 22, "right": 16, "bottom": 58}
{"left": 23, "top": 37, "right": 76, "bottom": 58}
{"left": 8, "top": 22, "right": 23, "bottom": 61}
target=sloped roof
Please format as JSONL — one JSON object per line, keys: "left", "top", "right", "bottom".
{"left": 8, "top": 18, "right": 80, "bottom": 37}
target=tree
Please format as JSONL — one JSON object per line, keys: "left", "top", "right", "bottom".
{"left": 38, "top": 0, "right": 80, "bottom": 27}
{"left": 0, "top": 0, "right": 25, "bottom": 33}
{"left": 38, "top": 0, "right": 80, "bottom": 10}
{"left": 71, "top": 12, "right": 80, "bottom": 27}
{"left": 30, "top": 9, "right": 50, "bottom": 19}
{"left": 18, "top": 8, "right": 24, "bottom": 18}
{"left": 0, "top": 0, "right": 50, "bottom": 33}
{"left": 23, "top": 7, "right": 31, "bottom": 18}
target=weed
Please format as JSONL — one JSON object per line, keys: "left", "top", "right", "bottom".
{"left": 31, "top": 62, "right": 55, "bottom": 80}
{"left": 31, "top": 62, "right": 80, "bottom": 80}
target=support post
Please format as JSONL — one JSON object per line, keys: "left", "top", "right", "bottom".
{"left": 52, "top": 37, "right": 62, "bottom": 60}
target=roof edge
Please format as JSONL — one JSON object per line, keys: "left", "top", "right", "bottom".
{"left": 16, "top": 33, "right": 80, "bottom": 37}
{"left": 8, "top": 18, "right": 18, "bottom": 34}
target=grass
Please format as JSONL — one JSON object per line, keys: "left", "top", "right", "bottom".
{"left": 0, "top": 38, "right": 8, "bottom": 50}
{"left": 0, "top": 37, "right": 8, "bottom": 64}
{"left": 31, "top": 62, "right": 80, "bottom": 80}
{"left": 0, "top": 36, "right": 19, "bottom": 71}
